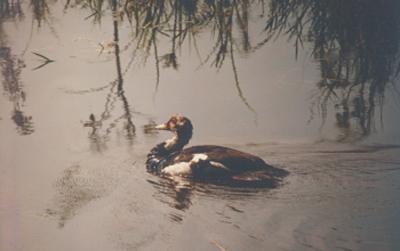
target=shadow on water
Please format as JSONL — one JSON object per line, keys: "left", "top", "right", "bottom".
{"left": 146, "top": 165, "right": 288, "bottom": 214}
{"left": 45, "top": 164, "right": 105, "bottom": 228}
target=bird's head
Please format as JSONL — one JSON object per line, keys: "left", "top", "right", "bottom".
{"left": 155, "top": 115, "right": 193, "bottom": 135}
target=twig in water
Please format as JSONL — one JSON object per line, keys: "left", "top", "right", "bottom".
{"left": 32, "top": 52, "right": 55, "bottom": 62}
{"left": 211, "top": 240, "right": 227, "bottom": 251}
{"left": 32, "top": 51, "right": 55, "bottom": 70}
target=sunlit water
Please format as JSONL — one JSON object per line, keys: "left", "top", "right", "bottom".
{"left": 1, "top": 2, "right": 400, "bottom": 251}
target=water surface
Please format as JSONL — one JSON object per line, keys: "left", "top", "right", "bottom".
{"left": 1, "top": 1, "right": 400, "bottom": 251}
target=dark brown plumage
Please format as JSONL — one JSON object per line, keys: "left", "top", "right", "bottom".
{"left": 169, "top": 145, "right": 267, "bottom": 172}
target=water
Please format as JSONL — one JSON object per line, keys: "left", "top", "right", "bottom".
{"left": 1, "top": 1, "right": 400, "bottom": 251}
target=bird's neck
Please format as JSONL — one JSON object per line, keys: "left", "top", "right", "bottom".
{"left": 146, "top": 130, "right": 192, "bottom": 172}
{"left": 163, "top": 130, "right": 192, "bottom": 153}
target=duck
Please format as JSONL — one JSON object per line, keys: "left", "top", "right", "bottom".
{"left": 146, "top": 115, "right": 287, "bottom": 184}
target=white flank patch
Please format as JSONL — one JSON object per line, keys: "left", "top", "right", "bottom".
{"left": 209, "top": 161, "right": 228, "bottom": 170}
{"left": 191, "top": 154, "right": 208, "bottom": 163}
{"left": 162, "top": 154, "right": 208, "bottom": 176}
{"left": 162, "top": 162, "right": 191, "bottom": 176}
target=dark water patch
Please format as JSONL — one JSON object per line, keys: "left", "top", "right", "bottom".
{"left": 45, "top": 164, "right": 108, "bottom": 228}
{"left": 45, "top": 156, "right": 138, "bottom": 228}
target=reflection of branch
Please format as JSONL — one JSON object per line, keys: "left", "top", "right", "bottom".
{"left": 113, "top": 0, "right": 135, "bottom": 142}
{"left": 21, "top": 20, "right": 35, "bottom": 56}
{"left": 72, "top": 0, "right": 266, "bottom": 110}
{"left": 12, "top": 109, "right": 35, "bottom": 135}
{"left": 229, "top": 34, "right": 258, "bottom": 123}
{"left": 61, "top": 0, "right": 399, "bottom": 141}
{"left": 265, "top": 0, "right": 400, "bottom": 140}
{"left": 84, "top": 11, "right": 99, "bottom": 20}
{"left": 0, "top": 45, "right": 35, "bottom": 135}
{"left": 152, "top": 37, "right": 160, "bottom": 101}
{"left": 82, "top": 3, "right": 140, "bottom": 150}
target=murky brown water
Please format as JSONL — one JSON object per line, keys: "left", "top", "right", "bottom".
{"left": 1, "top": 1, "right": 400, "bottom": 251}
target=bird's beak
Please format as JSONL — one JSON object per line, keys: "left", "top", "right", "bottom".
{"left": 155, "top": 123, "right": 169, "bottom": 130}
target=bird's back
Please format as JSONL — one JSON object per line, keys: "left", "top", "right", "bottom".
{"left": 167, "top": 145, "right": 271, "bottom": 174}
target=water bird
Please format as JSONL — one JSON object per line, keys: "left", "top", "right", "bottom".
{"left": 146, "top": 115, "right": 287, "bottom": 185}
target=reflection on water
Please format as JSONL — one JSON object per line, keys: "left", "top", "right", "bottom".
{"left": 11, "top": 108, "right": 34, "bottom": 135}
{"left": 65, "top": 0, "right": 400, "bottom": 140}
{"left": 0, "top": 0, "right": 399, "bottom": 139}
{"left": 1, "top": 1, "right": 35, "bottom": 135}
{"left": 112, "top": 0, "right": 136, "bottom": 143}
{"left": 264, "top": 0, "right": 400, "bottom": 140}
{"left": 82, "top": 78, "right": 137, "bottom": 152}
{"left": 0, "top": 1, "right": 23, "bottom": 23}
{"left": 146, "top": 164, "right": 287, "bottom": 215}
{"left": 82, "top": 1, "right": 138, "bottom": 151}
{"left": 0, "top": 46, "right": 34, "bottom": 135}
{"left": 147, "top": 178, "right": 193, "bottom": 212}
{"left": 0, "top": 0, "right": 398, "bottom": 139}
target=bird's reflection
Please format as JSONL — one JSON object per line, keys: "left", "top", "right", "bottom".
{"left": 146, "top": 171, "right": 285, "bottom": 216}
{"left": 147, "top": 178, "right": 193, "bottom": 212}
